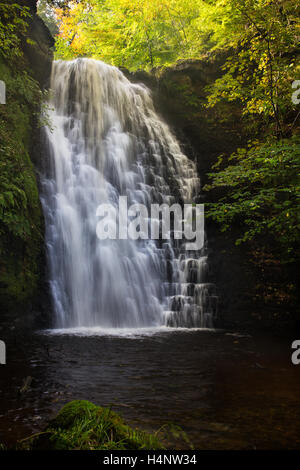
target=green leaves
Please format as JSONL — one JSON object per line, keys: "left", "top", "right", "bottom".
{"left": 205, "top": 0, "right": 299, "bottom": 135}
{"left": 204, "top": 136, "right": 300, "bottom": 262}
{"left": 51, "top": 0, "right": 299, "bottom": 140}
{"left": 0, "top": 59, "right": 42, "bottom": 244}
{"left": 0, "top": 3, "right": 30, "bottom": 61}
{"left": 52, "top": 0, "right": 216, "bottom": 68}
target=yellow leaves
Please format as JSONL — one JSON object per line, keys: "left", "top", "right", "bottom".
{"left": 26, "top": 38, "right": 36, "bottom": 46}
{"left": 54, "top": 2, "right": 90, "bottom": 57}
{"left": 52, "top": 0, "right": 298, "bottom": 89}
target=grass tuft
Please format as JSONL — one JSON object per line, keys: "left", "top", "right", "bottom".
{"left": 17, "top": 400, "right": 164, "bottom": 450}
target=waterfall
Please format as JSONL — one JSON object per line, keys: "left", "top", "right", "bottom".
{"left": 41, "top": 59, "right": 217, "bottom": 329}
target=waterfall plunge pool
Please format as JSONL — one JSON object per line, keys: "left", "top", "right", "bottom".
{"left": 0, "top": 328, "right": 299, "bottom": 449}
{"left": 40, "top": 326, "right": 216, "bottom": 338}
{"left": 1, "top": 60, "right": 298, "bottom": 449}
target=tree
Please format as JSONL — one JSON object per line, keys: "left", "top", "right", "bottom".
{"left": 205, "top": 0, "right": 299, "bottom": 137}
{"left": 49, "top": 0, "right": 300, "bottom": 262}
{"left": 37, "top": 0, "right": 59, "bottom": 36}
{"left": 53, "top": 0, "right": 201, "bottom": 68}
{"left": 204, "top": 136, "right": 300, "bottom": 262}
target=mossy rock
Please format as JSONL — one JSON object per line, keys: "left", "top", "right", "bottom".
{"left": 18, "top": 400, "right": 163, "bottom": 450}
{"left": 0, "top": 4, "right": 53, "bottom": 323}
{"left": 0, "top": 58, "right": 44, "bottom": 321}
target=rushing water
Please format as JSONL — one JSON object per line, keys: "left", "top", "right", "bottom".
{"left": 41, "top": 59, "right": 217, "bottom": 329}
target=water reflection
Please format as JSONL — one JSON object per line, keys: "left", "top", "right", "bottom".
{"left": 0, "top": 329, "right": 299, "bottom": 449}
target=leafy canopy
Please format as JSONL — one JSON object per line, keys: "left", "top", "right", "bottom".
{"left": 42, "top": 0, "right": 300, "bottom": 261}
{"left": 52, "top": 0, "right": 299, "bottom": 132}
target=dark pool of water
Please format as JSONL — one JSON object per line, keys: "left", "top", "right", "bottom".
{"left": 0, "top": 327, "right": 299, "bottom": 449}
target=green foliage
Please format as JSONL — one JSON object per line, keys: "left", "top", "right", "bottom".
{"left": 17, "top": 400, "right": 164, "bottom": 450}
{"left": 165, "top": 77, "right": 203, "bottom": 109}
{"left": 53, "top": 0, "right": 205, "bottom": 68}
{"left": 52, "top": 0, "right": 299, "bottom": 132}
{"left": 37, "top": 0, "right": 59, "bottom": 36}
{"left": 0, "top": 66, "right": 43, "bottom": 308}
{"left": 1, "top": 0, "right": 299, "bottom": 316}
{"left": 204, "top": 136, "right": 300, "bottom": 262}
{"left": 0, "top": 2, "right": 30, "bottom": 61}
{"left": 0, "top": 64, "right": 42, "bottom": 242}
{"left": 205, "top": 0, "right": 299, "bottom": 136}
{"left": 0, "top": 5, "right": 44, "bottom": 311}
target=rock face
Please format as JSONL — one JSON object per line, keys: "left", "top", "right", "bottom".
{"left": 127, "top": 60, "right": 253, "bottom": 329}
{"left": 0, "top": 1, "right": 53, "bottom": 328}
{"left": 155, "top": 63, "right": 249, "bottom": 329}
{"left": 23, "top": 12, "right": 54, "bottom": 87}
{"left": 127, "top": 58, "right": 245, "bottom": 186}
{"left": 14, "top": 0, "right": 54, "bottom": 87}
{"left": 128, "top": 60, "right": 298, "bottom": 331}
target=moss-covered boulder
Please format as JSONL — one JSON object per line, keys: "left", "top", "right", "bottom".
{"left": 18, "top": 400, "right": 163, "bottom": 450}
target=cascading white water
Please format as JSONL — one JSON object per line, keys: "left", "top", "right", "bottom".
{"left": 41, "top": 59, "right": 217, "bottom": 329}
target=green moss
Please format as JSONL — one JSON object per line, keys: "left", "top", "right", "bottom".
{"left": 0, "top": 59, "right": 44, "bottom": 316}
{"left": 163, "top": 76, "right": 203, "bottom": 110}
{"left": 18, "top": 400, "right": 164, "bottom": 450}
